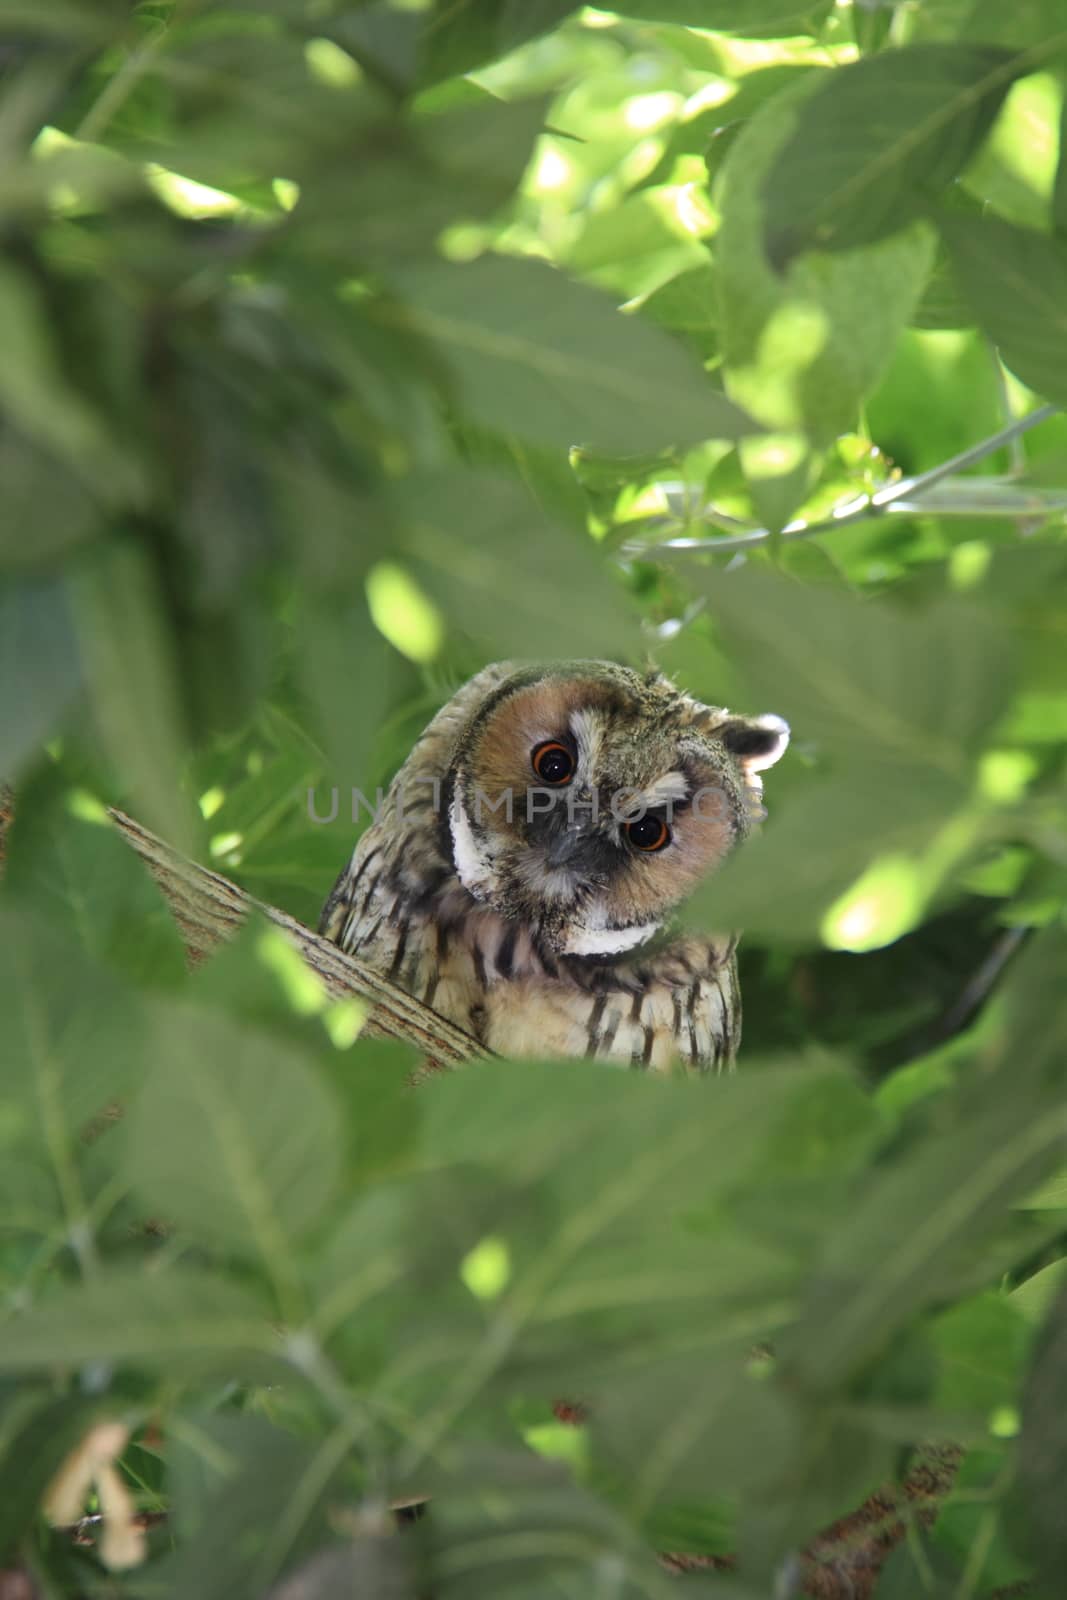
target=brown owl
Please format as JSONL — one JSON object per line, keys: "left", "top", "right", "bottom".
{"left": 319, "top": 661, "right": 788, "bottom": 1071}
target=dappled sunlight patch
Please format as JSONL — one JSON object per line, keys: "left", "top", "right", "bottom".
{"left": 460, "top": 1235, "right": 512, "bottom": 1300}
{"left": 366, "top": 562, "right": 444, "bottom": 664}
{"left": 256, "top": 925, "right": 326, "bottom": 1016}
{"left": 822, "top": 854, "right": 923, "bottom": 952}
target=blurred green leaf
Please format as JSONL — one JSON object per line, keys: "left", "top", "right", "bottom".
{"left": 761, "top": 45, "right": 1020, "bottom": 265}
{"left": 124, "top": 1006, "right": 343, "bottom": 1271}
{"left": 940, "top": 212, "right": 1067, "bottom": 408}
{"left": 416, "top": 0, "right": 579, "bottom": 88}
{"left": 0, "top": 905, "right": 144, "bottom": 1195}
{"left": 967, "top": 0, "right": 1067, "bottom": 51}
{"left": 1055, "top": 91, "right": 1067, "bottom": 237}
{"left": 377, "top": 256, "right": 759, "bottom": 453}
{"left": 0, "top": 261, "right": 143, "bottom": 500}
{"left": 395, "top": 468, "right": 637, "bottom": 657}
{"left": 162, "top": 1412, "right": 349, "bottom": 1600}
{"left": 1016, "top": 1281, "right": 1067, "bottom": 1585}
{"left": 610, "top": 0, "right": 833, "bottom": 33}
{"left": 0, "top": 1269, "right": 275, "bottom": 1372}
{"left": 715, "top": 71, "right": 935, "bottom": 463}
{"left": 266, "top": 1536, "right": 417, "bottom": 1600}
{"left": 0, "top": 579, "right": 81, "bottom": 780}
{"left": 698, "top": 565, "right": 1013, "bottom": 779}
{"left": 6, "top": 767, "right": 186, "bottom": 985}
{"left": 70, "top": 538, "right": 200, "bottom": 857}
{"left": 689, "top": 774, "right": 962, "bottom": 942}
{"left": 784, "top": 929, "right": 1067, "bottom": 1388}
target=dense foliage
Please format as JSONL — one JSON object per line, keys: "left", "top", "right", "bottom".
{"left": 3, "top": 0, "right": 1067, "bottom": 1594}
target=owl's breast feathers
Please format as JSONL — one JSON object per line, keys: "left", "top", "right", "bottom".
{"left": 319, "top": 661, "right": 786, "bottom": 1073}
{"left": 319, "top": 788, "right": 740, "bottom": 1073}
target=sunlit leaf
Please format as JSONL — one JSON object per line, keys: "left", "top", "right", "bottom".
{"left": 715, "top": 71, "right": 935, "bottom": 463}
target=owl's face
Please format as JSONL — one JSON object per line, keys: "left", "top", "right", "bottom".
{"left": 443, "top": 663, "right": 788, "bottom": 957}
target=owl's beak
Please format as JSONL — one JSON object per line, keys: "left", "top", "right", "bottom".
{"left": 542, "top": 817, "right": 601, "bottom": 871}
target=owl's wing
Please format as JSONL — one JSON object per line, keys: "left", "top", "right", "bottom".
{"left": 318, "top": 661, "right": 519, "bottom": 946}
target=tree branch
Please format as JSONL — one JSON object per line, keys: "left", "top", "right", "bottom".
{"left": 106, "top": 807, "right": 483, "bottom": 1071}
{"left": 619, "top": 403, "right": 1060, "bottom": 562}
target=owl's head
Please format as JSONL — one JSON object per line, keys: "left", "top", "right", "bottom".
{"left": 442, "top": 662, "right": 788, "bottom": 958}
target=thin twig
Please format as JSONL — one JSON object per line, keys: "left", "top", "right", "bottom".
{"left": 931, "top": 925, "right": 1030, "bottom": 1044}
{"left": 621, "top": 404, "right": 1060, "bottom": 562}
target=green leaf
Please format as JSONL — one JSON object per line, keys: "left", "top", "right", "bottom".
{"left": 0, "top": 906, "right": 144, "bottom": 1205}
{"left": 784, "top": 929, "right": 1067, "bottom": 1388}
{"left": 688, "top": 773, "right": 961, "bottom": 943}
{"left": 399, "top": 1057, "right": 845, "bottom": 1395}
{"left": 395, "top": 468, "right": 638, "bottom": 657}
{"left": 1055, "top": 89, "right": 1067, "bottom": 237}
{"left": 414, "top": 1445, "right": 723, "bottom": 1598}
{"left": 0, "top": 1269, "right": 275, "bottom": 1371}
{"left": 6, "top": 768, "right": 186, "bottom": 985}
{"left": 0, "top": 579, "right": 81, "bottom": 780}
{"left": 295, "top": 91, "right": 550, "bottom": 265}
{"left": 609, "top": 0, "right": 833, "bottom": 34}
{"left": 565, "top": 190, "right": 710, "bottom": 301}
{"left": 761, "top": 45, "right": 1020, "bottom": 266}
{"left": 163, "top": 1413, "right": 351, "bottom": 1600}
{"left": 715, "top": 71, "right": 935, "bottom": 454}
{"left": 0, "top": 431, "right": 99, "bottom": 570}
{"left": 1016, "top": 1281, "right": 1067, "bottom": 1583}
{"left": 417, "top": 0, "right": 579, "bottom": 88}
{"left": 0, "top": 260, "right": 142, "bottom": 502}
{"left": 929, "top": 1292, "right": 1031, "bottom": 1416}
{"left": 296, "top": 599, "right": 396, "bottom": 799}
{"left": 966, "top": 0, "right": 1067, "bottom": 52}
{"left": 70, "top": 537, "right": 201, "bottom": 858}
{"left": 939, "top": 212, "right": 1067, "bottom": 408}
{"left": 124, "top": 1006, "right": 343, "bottom": 1273}
{"left": 697, "top": 566, "right": 1014, "bottom": 779}
{"left": 632, "top": 264, "right": 718, "bottom": 359}
{"left": 376, "top": 256, "right": 759, "bottom": 453}
{"left": 266, "top": 1539, "right": 417, "bottom": 1600}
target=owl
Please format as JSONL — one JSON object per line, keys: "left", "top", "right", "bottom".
{"left": 319, "top": 661, "right": 788, "bottom": 1071}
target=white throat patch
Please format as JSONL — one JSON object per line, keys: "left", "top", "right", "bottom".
{"left": 561, "top": 917, "right": 661, "bottom": 957}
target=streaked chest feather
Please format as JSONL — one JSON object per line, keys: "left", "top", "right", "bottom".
{"left": 325, "top": 829, "right": 739, "bottom": 1073}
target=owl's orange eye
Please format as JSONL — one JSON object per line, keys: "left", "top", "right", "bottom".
{"left": 626, "top": 814, "right": 670, "bottom": 852}
{"left": 532, "top": 741, "right": 574, "bottom": 785}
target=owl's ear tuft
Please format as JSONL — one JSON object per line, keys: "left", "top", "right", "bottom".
{"left": 719, "top": 713, "right": 790, "bottom": 772}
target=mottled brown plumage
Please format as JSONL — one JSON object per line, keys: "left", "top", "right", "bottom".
{"left": 319, "top": 661, "right": 788, "bottom": 1070}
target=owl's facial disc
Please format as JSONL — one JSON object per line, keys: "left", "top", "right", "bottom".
{"left": 445, "top": 665, "right": 788, "bottom": 960}
{"left": 447, "top": 751, "right": 673, "bottom": 957}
